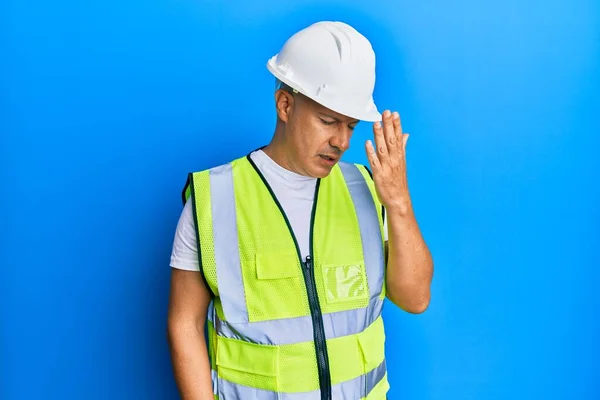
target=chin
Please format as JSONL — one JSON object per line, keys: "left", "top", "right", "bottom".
{"left": 311, "top": 165, "right": 335, "bottom": 179}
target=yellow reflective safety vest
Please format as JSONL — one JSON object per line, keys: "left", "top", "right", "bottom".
{"left": 182, "top": 152, "right": 389, "bottom": 400}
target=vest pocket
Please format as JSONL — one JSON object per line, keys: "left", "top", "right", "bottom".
{"left": 244, "top": 252, "right": 309, "bottom": 322}
{"left": 357, "top": 317, "right": 386, "bottom": 372}
{"left": 255, "top": 252, "right": 301, "bottom": 280}
{"left": 216, "top": 336, "right": 279, "bottom": 391}
{"left": 321, "top": 263, "right": 369, "bottom": 304}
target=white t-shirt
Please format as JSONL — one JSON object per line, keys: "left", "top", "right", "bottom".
{"left": 170, "top": 150, "right": 387, "bottom": 271}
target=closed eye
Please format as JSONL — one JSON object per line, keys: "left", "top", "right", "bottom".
{"left": 320, "top": 118, "right": 337, "bottom": 126}
{"left": 319, "top": 114, "right": 359, "bottom": 129}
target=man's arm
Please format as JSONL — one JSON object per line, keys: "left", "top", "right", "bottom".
{"left": 167, "top": 268, "right": 213, "bottom": 399}
{"left": 384, "top": 206, "right": 433, "bottom": 313}
{"left": 365, "top": 110, "right": 433, "bottom": 314}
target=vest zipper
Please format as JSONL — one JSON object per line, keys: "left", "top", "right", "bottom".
{"left": 246, "top": 154, "right": 332, "bottom": 399}
{"left": 305, "top": 179, "right": 332, "bottom": 400}
{"left": 304, "top": 254, "right": 331, "bottom": 400}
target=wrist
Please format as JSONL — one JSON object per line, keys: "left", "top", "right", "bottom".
{"left": 385, "top": 198, "right": 413, "bottom": 217}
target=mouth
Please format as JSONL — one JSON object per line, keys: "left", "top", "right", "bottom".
{"left": 318, "top": 154, "right": 339, "bottom": 165}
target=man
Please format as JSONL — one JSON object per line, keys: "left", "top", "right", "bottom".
{"left": 167, "top": 21, "right": 433, "bottom": 400}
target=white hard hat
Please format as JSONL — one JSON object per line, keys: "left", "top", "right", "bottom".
{"left": 267, "top": 21, "right": 381, "bottom": 122}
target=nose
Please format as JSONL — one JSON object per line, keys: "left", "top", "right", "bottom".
{"left": 329, "top": 126, "right": 353, "bottom": 152}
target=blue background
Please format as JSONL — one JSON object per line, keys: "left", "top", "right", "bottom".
{"left": 2, "top": 0, "right": 599, "bottom": 399}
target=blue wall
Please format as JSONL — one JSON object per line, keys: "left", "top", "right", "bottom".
{"left": 2, "top": 1, "right": 599, "bottom": 399}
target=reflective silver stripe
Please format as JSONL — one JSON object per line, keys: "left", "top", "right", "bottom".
{"left": 208, "top": 302, "right": 218, "bottom": 396}
{"left": 210, "top": 164, "right": 248, "bottom": 323}
{"left": 207, "top": 300, "right": 214, "bottom": 322}
{"left": 339, "top": 162, "right": 386, "bottom": 304}
{"left": 216, "top": 303, "right": 382, "bottom": 345}
{"left": 211, "top": 369, "right": 218, "bottom": 395}
{"left": 364, "top": 359, "right": 387, "bottom": 397}
{"left": 321, "top": 301, "right": 382, "bottom": 342}
{"left": 216, "top": 359, "right": 386, "bottom": 399}
{"left": 336, "top": 359, "right": 386, "bottom": 399}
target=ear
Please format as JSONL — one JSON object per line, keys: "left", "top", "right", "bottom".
{"left": 275, "top": 89, "right": 294, "bottom": 123}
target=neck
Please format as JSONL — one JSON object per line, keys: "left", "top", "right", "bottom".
{"left": 262, "top": 125, "right": 305, "bottom": 176}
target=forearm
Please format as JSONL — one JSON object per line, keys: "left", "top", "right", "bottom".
{"left": 385, "top": 202, "right": 433, "bottom": 313}
{"left": 168, "top": 321, "right": 213, "bottom": 400}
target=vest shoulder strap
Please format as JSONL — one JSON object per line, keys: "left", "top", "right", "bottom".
{"left": 179, "top": 156, "right": 248, "bottom": 298}
{"left": 354, "top": 163, "right": 386, "bottom": 230}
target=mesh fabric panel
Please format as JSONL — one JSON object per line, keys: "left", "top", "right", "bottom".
{"left": 191, "top": 171, "right": 219, "bottom": 296}
{"left": 217, "top": 335, "right": 279, "bottom": 391}
{"left": 314, "top": 165, "right": 370, "bottom": 314}
{"left": 232, "top": 158, "right": 311, "bottom": 322}
{"left": 276, "top": 341, "right": 319, "bottom": 392}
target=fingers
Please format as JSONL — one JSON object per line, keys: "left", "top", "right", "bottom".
{"left": 392, "top": 111, "right": 403, "bottom": 136}
{"left": 372, "top": 109, "right": 407, "bottom": 167}
{"left": 382, "top": 110, "right": 397, "bottom": 152}
{"left": 392, "top": 112, "right": 407, "bottom": 156}
{"left": 365, "top": 140, "right": 381, "bottom": 170}
{"left": 373, "top": 120, "right": 388, "bottom": 162}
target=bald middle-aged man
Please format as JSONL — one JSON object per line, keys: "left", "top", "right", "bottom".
{"left": 167, "top": 21, "right": 433, "bottom": 400}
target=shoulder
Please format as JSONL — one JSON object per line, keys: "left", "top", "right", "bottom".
{"left": 337, "top": 161, "right": 374, "bottom": 182}
{"left": 181, "top": 154, "right": 250, "bottom": 205}
{"left": 338, "top": 161, "right": 384, "bottom": 224}
{"left": 193, "top": 154, "right": 249, "bottom": 176}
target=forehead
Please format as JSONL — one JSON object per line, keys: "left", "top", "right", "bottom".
{"left": 301, "top": 95, "right": 359, "bottom": 123}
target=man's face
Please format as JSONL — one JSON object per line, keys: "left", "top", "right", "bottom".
{"left": 278, "top": 91, "right": 359, "bottom": 178}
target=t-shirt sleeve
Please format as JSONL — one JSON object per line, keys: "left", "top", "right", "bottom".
{"left": 170, "top": 199, "right": 201, "bottom": 271}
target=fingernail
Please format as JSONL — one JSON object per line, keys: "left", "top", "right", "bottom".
{"left": 375, "top": 122, "right": 381, "bottom": 129}
{"left": 383, "top": 110, "right": 390, "bottom": 118}
{"left": 393, "top": 112, "right": 399, "bottom": 119}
